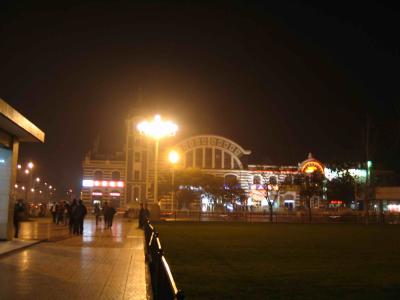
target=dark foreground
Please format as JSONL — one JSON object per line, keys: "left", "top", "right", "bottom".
{"left": 156, "top": 222, "right": 400, "bottom": 300}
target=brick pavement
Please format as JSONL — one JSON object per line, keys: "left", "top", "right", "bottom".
{"left": 0, "top": 216, "right": 149, "bottom": 300}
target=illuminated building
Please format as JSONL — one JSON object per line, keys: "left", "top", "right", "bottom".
{"left": 82, "top": 116, "right": 367, "bottom": 210}
{"left": 81, "top": 146, "right": 125, "bottom": 207}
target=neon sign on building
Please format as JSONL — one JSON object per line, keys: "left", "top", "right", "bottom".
{"left": 82, "top": 180, "right": 124, "bottom": 188}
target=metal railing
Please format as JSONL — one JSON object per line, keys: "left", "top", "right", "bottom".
{"left": 144, "top": 219, "right": 184, "bottom": 300}
{"left": 158, "top": 210, "right": 400, "bottom": 224}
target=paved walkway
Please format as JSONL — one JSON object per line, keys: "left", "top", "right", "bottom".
{"left": 0, "top": 216, "right": 149, "bottom": 300}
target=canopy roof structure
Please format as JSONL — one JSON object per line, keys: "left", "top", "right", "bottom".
{"left": 0, "top": 98, "right": 45, "bottom": 143}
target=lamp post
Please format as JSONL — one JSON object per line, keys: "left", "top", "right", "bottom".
{"left": 137, "top": 115, "right": 178, "bottom": 204}
{"left": 168, "top": 150, "right": 180, "bottom": 211}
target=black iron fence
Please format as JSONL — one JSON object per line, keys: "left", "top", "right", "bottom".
{"left": 159, "top": 210, "right": 400, "bottom": 224}
{"left": 144, "top": 219, "right": 184, "bottom": 300}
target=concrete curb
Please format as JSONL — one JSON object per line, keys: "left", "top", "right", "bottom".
{"left": 0, "top": 239, "right": 47, "bottom": 258}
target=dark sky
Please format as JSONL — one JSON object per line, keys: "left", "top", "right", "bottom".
{"left": 0, "top": 1, "right": 399, "bottom": 195}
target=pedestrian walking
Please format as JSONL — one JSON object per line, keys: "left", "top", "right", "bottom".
{"left": 76, "top": 200, "right": 87, "bottom": 235}
{"left": 106, "top": 204, "right": 116, "bottom": 228}
{"left": 50, "top": 201, "right": 57, "bottom": 223}
{"left": 13, "top": 199, "right": 25, "bottom": 238}
{"left": 103, "top": 202, "right": 110, "bottom": 228}
{"left": 69, "top": 199, "right": 78, "bottom": 234}
{"left": 138, "top": 203, "right": 145, "bottom": 229}
{"left": 56, "top": 201, "right": 64, "bottom": 225}
{"left": 63, "top": 201, "right": 70, "bottom": 226}
{"left": 94, "top": 203, "right": 101, "bottom": 226}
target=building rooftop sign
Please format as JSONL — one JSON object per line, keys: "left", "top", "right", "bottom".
{"left": 0, "top": 98, "right": 45, "bottom": 142}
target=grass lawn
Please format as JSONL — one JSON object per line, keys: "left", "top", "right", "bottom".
{"left": 155, "top": 222, "right": 400, "bottom": 300}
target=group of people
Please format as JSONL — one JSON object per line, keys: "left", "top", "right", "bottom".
{"left": 94, "top": 202, "right": 117, "bottom": 228}
{"left": 50, "top": 199, "right": 87, "bottom": 235}
{"left": 13, "top": 198, "right": 151, "bottom": 239}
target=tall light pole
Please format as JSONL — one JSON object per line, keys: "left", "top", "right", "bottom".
{"left": 137, "top": 115, "right": 178, "bottom": 204}
{"left": 168, "top": 150, "right": 180, "bottom": 211}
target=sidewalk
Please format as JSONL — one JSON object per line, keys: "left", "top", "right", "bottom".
{"left": 0, "top": 216, "right": 149, "bottom": 300}
{"left": 0, "top": 217, "right": 70, "bottom": 256}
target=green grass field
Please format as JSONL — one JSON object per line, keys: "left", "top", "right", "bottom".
{"left": 155, "top": 222, "right": 400, "bottom": 300}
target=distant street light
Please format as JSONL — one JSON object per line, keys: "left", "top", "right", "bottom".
{"left": 27, "top": 162, "right": 34, "bottom": 169}
{"left": 137, "top": 115, "right": 178, "bottom": 204}
{"left": 17, "top": 164, "right": 21, "bottom": 169}
{"left": 24, "top": 169, "right": 29, "bottom": 174}
{"left": 36, "top": 177, "right": 40, "bottom": 182}
{"left": 168, "top": 150, "right": 180, "bottom": 211}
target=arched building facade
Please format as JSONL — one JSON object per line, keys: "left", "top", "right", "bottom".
{"left": 81, "top": 117, "right": 366, "bottom": 210}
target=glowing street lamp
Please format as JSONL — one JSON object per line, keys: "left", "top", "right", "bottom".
{"left": 137, "top": 115, "right": 178, "bottom": 203}
{"left": 168, "top": 150, "right": 180, "bottom": 211}
{"left": 36, "top": 177, "right": 40, "bottom": 182}
{"left": 27, "top": 162, "right": 34, "bottom": 169}
{"left": 24, "top": 169, "right": 29, "bottom": 174}
{"left": 17, "top": 164, "right": 21, "bottom": 169}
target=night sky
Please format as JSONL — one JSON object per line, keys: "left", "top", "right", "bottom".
{"left": 0, "top": 1, "right": 399, "bottom": 195}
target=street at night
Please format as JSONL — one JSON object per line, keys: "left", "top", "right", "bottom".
{"left": 1, "top": 1, "right": 399, "bottom": 299}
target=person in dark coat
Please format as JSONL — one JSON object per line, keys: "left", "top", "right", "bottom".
{"left": 13, "top": 199, "right": 25, "bottom": 238}
{"left": 76, "top": 200, "right": 87, "bottom": 235}
{"left": 138, "top": 203, "right": 145, "bottom": 229}
{"left": 102, "top": 202, "right": 109, "bottom": 228}
{"left": 94, "top": 203, "right": 101, "bottom": 226}
{"left": 106, "top": 204, "right": 116, "bottom": 229}
{"left": 69, "top": 199, "right": 79, "bottom": 234}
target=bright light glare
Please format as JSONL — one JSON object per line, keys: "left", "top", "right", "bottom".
{"left": 17, "top": 164, "right": 22, "bottom": 169}
{"left": 24, "top": 169, "right": 29, "bottom": 174}
{"left": 28, "top": 162, "right": 34, "bottom": 169}
{"left": 36, "top": 177, "right": 40, "bottom": 182}
{"left": 168, "top": 150, "right": 180, "bottom": 164}
{"left": 137, "top": 115, "right": 178, "bottom": 140}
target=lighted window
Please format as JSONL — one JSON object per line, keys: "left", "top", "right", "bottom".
{"left": 205, "top": 148, "right": 212, "bottom": 168}
{"left": 133, "top": 186, "right": 139, "bottom": 201}
{"left": 111, "top": 171, "right": 120, "bottom": 181}
{"left": 215, "top": 149, "right": 222, "bottom": 169}
{"left": 224, "top": 152, "right": 231, "bottom": 169}
{"left": 253, "top": 175, "right": 261, "bottom": 185}
{"left": 225, "top": 174, "right": 238, "bottom": 186}
{"left": 134, "top": 152, "right": 141, "bottom": 162}
{"left": 94, "top": 170, "right": 103, "bottom": 180}
{"left": 233, "top": 158, "right": 240, "bottom": 169}
{"left": 195, "top": 148, "right": 203, "bottom": 168}
{"left": 186, "top": 151, "right": 193, "bottom": 168}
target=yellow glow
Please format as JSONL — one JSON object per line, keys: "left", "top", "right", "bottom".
{"left": 14, "top": 184, "right": 18, "bottom": 188}
{"left": 22, "top": 186, "right": 25, "bottom": 190}
{"left": 168, "top": 150, "right": 180, "bottom": 164}
{"left": 28, "top": 162, "right": 34, "bottom": 169}
{"left": 24, "top": 169, "right": 29, "bottom": 174}
{"left": 137, "top": 114, "right": 178, "bottom": 140}
{"left": 301, "top": 161, "right": 324, "bottom": 174}
{"left": 36, "top": 177, "right": 40, "bottom": 182}
{"left": 17, "top": 164, "right": 21, "bottom": 169}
